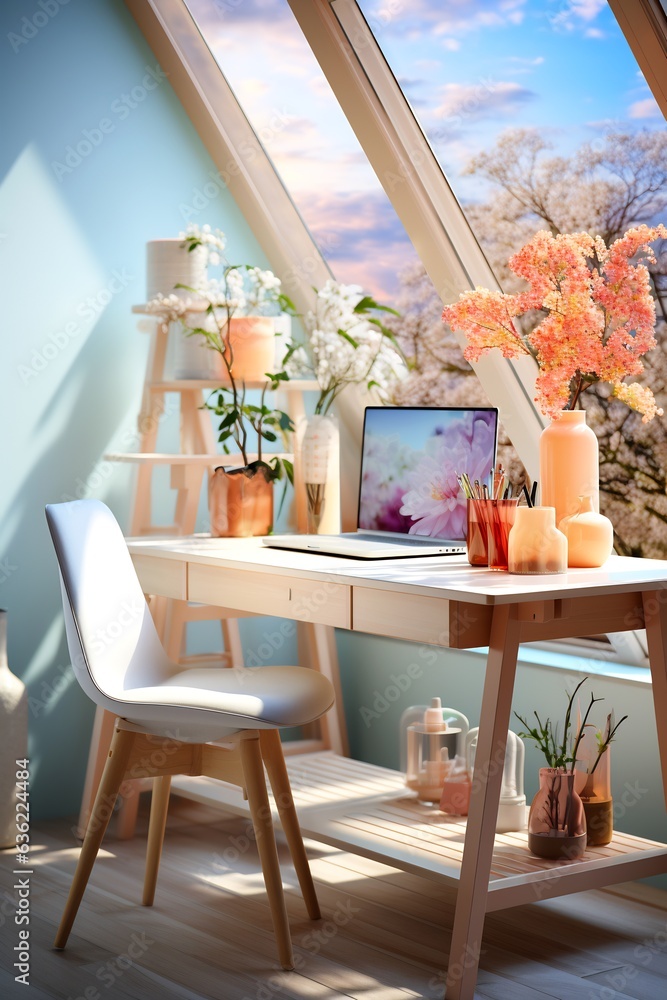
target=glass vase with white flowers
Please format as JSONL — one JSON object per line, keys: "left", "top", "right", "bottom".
{"left": 284, "top": 280, "right": 405, "bottom": 532}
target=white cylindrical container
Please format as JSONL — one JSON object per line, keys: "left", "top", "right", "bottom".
{"left": 146, "top": 238, "right": 207, "bottom": 301}
{"left": 0, "top": 610, "right": 28, "bottom": 848}
{"left": 466, "top": 727, "right": 526, "bottom": 832}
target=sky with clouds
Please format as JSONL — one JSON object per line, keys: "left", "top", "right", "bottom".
{"left": 186, "top": 0, "right": 664, "bottom": 301}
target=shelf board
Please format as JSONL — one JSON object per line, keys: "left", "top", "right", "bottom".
{"left": 106, "top": 452, "right": 292, "bottom": 465}
{"left": 169, "top": 751, "right": 667, "bottom": 910}
{"left": 149, "top": 379, "right": 319, "bottom": 392}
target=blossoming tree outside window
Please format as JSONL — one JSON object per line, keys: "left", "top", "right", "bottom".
{"left": 442, "top": 225, "right": 666, "bottom": 549}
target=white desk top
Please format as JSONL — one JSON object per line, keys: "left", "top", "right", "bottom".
{"left": 126, "top": 536, "right": 667, "bottom": 606}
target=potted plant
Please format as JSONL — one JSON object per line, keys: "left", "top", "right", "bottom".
{"left": 284, "top": 280, "right": 405, "bottom": 532}
{"left": 515, "top": 678, "right": 628, "bottom": 858}
{"left": 167, "top": 237, "right": 296, "bottom": 537}
{"left": 190, "top": 300, "right": 294, "bottom": 537}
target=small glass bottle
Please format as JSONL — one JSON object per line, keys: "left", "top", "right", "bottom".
{"left": 402, "top": 700, "right": 468, "bottom": 804}
{"left": 508, "top": 506, "right": 567, "bottom": 574}
{"left": 578, "top": 750, "right": 613, "bottom": 847}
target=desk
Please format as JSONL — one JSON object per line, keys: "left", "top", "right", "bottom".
{"left": 127, "top": 536, "right": 667, "bottom": 1000}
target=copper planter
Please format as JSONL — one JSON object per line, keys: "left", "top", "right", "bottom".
{"left": 209, "top": 466, "right": 273, "bottom": 537}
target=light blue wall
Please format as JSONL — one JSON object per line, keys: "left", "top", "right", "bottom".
{"left": 2, "top": 0, "right": 665, "bottom": 876}
{"left": 0, "top": 0, "right": 295, "bottom": 820}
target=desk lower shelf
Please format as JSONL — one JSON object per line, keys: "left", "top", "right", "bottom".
{"left": 169, "top": 751, "right": 667, "bottom": 912}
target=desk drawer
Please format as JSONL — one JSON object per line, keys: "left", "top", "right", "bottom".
{"left": 188, "top": 563, "right": 351, "bottom": 629}
{"left": 352, "top": 587, "right": 492, "bottom": 648}
{"left": 133, "top": 554, "right": 187, "bottom": 600}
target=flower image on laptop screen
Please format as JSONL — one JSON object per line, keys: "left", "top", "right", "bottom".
{"left": 357, "top": 408, "right": 497, "bottom": 540}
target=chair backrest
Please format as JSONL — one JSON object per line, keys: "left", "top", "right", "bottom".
{"left": 46, "top": 500, "right": 171, "bottom": 711}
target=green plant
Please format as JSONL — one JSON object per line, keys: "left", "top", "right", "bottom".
{"left": 204, "top": 371, "right": 294, "bottom": 487}
{"left": 515, "top": 677, "right": 628, "bottom": 773}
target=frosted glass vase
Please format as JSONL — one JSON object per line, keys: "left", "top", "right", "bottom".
{"left": 539, "top": 410, "right": 599, "bottom": 526}
{"left": 0, "top": 610, "right": 28, "bottom": 848}
{"left": 508, "top": 506, "right": 567, "bottom": 575}
{"left": 298, "top": 414, "right": 341, "bottom": 534}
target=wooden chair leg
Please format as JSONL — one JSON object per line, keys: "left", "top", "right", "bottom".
{"left": 240, "top": 736, "right": 294, "bottom": 971}
{"left": 142, "top": 775, "right": 172, "bottom": 907}
{"left": 259, "top": 729, "right": 320, "bottom": 920}
{"left": 54, "top": 728, "right": 136, "bottom": 949}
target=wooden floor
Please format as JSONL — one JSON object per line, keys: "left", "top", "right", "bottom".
{"left": 2, "top": 796, "right": 667, "bottom": 1000}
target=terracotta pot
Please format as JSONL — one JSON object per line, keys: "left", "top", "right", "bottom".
{"left": 212, "top": 316, "right": 276, "bottom": 382}
{"left": 209, "top": 466, "right": 273, "bottom": 537}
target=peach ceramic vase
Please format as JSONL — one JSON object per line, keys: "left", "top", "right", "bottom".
{"left": 539, "top": 410, "right": 599, "bottom": 526}
{"left": 559, "top": 494, "right": 613, "bottom": 568}
{"left": 212, "top": 316, "right": 276, "bottom": 382}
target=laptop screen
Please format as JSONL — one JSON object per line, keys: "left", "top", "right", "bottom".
{"left": 357, "top": 407, "right": 498, "bottom": 541}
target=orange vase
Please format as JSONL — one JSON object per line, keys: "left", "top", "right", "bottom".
{"left": 212, "top": 316, "right": 275, "bottom": 382}
{"left": 559, "top": 494, "right": 613, "bottom": 568}
{"left": 539, "top": 410, "right": 599, "bottom": 526}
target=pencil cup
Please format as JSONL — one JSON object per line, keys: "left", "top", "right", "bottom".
{"left": 486, "top": 499, "right": 519, "bottom": 571}
{"left": 465, "top": 499, "right": 488, "bottom": 566}
{"left": 507, "top": 506, "right": 567, "bottom": 574}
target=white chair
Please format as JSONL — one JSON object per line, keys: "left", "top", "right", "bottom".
{"left": 45, "top": 499, "right": 335, "bottom": 970}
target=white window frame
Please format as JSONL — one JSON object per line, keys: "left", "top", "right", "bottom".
{"left": 288, "top": 0, "right": 545, "bottom": 484}
{"left": 126, "top": 0, "right": 654, "bottom": 668}
{"left": 608, "top": 0, "right": 667, "bottom": 119}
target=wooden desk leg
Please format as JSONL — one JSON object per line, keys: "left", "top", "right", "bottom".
{"left": 445, "top": 603, "right": 521, "bottom": 1000}
{"left": 300, "top": 622, "right": 349, "bottom": 757}
{"left": 643, "top": 590, "right": 667, "bottom": 809}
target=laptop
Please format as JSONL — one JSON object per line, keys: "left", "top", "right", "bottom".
{"left": 263, "top": 406, "right": 498, "bottom": 559}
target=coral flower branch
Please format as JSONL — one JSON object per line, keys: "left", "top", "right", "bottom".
{"left": 442, "top": 225, "right": 667, "bottom": 421}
